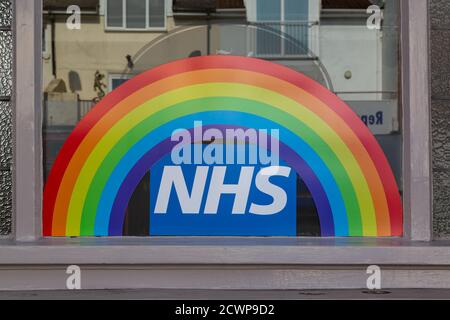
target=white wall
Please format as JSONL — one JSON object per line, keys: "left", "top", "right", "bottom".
{"left": 319, "top": 24, "right": 383, "bottom": 101}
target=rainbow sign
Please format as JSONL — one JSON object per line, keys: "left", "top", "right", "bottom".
{"left": 43, "top": 56, "right": 403, "bottom": 237}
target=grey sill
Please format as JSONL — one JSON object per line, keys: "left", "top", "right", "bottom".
{"left": 2, "top": 289, "right": 450, "bottom": 300}
{"left": 0, "top": 237, "right": 449, "bottom": 265}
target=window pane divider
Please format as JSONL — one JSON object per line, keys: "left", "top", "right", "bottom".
{"left": 146, "top": 0, "right": 149, "bottom": 29}
{"left": 122, "top": 0, "right": 126, "bottom": 29}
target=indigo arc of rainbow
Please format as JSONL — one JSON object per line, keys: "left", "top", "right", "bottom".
{"left": 81, "top": 99, "right": 354, "bottom": 237}
{"left": 43, "top": 56, "right": 403, "bottom": 237}
{"left": 70, "top": 87, "right": 368, "bottom": 237}
{"left": 97, "top": 115, "right": 339, "bottom": 237}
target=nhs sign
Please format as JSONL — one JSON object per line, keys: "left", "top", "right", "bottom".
{"left": 149, "top": 124, "right": 297, "bottom": 236}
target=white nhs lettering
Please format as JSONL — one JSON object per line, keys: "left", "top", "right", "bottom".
{"left": 154, "top": 122, "right": 290, "bottom": 215}
{"left": 154, "top": 165, "right": 291, "bottom": 215}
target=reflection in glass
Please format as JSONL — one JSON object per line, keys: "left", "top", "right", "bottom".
{"left": 41, "top": 0, "right": 402, "bottom": 237}
{"left": 149, "top": 0, "right": 165, "bottom": 28}
{"left": 107, "top": 0, "right": 123, "bottom": 28}
{"left": 126, "top": 0, "right": 146, "bottom": 29}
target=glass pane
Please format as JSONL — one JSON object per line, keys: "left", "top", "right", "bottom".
{"left": 0, "top": 0, "right": 12, "bottom": 27}
{"left": 126, "top": 0, "right": 146, "bottom": 29}
{"left": 284, "top": 23, "right": 309, "bottom": 55}
{"left": 0, "top": 169, "right": 12, "bottom": 236}
{"left": 0, "top": 31, "right": 12, "bottom": 97}
{"left": 0, "top": 102, "right": 12, "bottom": 168}
{"left": 285, "top": 0, "right": 309, "bottom": 21}
{"left": 256, "top": 24, "right": 282, "bottom": 55}
{"left": 430, "top": 0, "right": 450, "bottom": 239}
{"left": 257, "top": 0, "right": 281, "bottom": 21}
{"left": 0, "top": 0, "right": 12, "bottom": 236}
{"left": 0, "top": 102, "right": 12, "bottom": 236}
{"left": 111, "top": 78, "right": 129, "bottom": 90}
{"left": 149, "top": 0, "right": 165, "bottom": 28}
{"left": 283, "top": 0, "right": 309, "bottom": 55}
{"left": 107, "top": 0, "right": 123, "bottom": 28}
{"left": 42, "top": 0, "right": 403, "bottom": 238}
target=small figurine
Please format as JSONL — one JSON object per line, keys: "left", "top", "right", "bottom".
{"left": 93, "top": 70, "right": 107, "bottom": 103}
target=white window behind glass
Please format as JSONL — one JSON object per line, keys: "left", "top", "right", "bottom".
{"left": 105, "top": 0, "right": 166, "bottom": 30}
{"left": 246, "top": 0, "right": 319, "bottom": 57}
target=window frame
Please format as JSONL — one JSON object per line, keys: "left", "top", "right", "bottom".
{"left": 7, "top": 0, "right": 434, "bottom": 263}
{"left": 104, "top": 0, "right": 167, "bottom": 32}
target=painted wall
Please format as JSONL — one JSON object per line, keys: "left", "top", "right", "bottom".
{"left": 319, "top": 23, "right": 383, "bottom": 101}
{"left": 43, "top": 15, "right": 176, "bottom": 100}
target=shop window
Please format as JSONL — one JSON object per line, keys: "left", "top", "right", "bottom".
{"left": 42, "top": 0, "right": 403, "bottom": 238}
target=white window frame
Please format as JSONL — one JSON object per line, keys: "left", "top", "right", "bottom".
{"left": 104, "top": 0, "right": 167, "bottom": 32}
{"left": 41, "top": 21, "right": 51, "bottom": 58}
